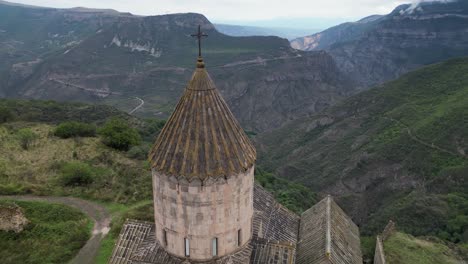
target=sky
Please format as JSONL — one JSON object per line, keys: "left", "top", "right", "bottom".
{"left": 6, "top": 0, "right": 443, "bottom": 28}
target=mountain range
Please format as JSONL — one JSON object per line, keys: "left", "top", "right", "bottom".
{"left": 2, "top": 1, "right": 468, "bottom": 132}
{"left": 0, "top": 1, "right": 352, "bottom": 132}
{"left": 291, "top": 1, "right": 468, "bottom": 87}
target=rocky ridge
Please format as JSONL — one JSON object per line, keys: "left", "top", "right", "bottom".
{"left": 291, "top": 1, "right": 468, "bottom": 88}
{"left": 0, "top": 2, "right": 352, "bottom": 132}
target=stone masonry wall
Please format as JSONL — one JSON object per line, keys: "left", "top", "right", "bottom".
{"left": 374, "top": 236, "right": 386, "bottom": 264}
{"left": 374, "top": 221, "right": 396, "bottom": 264}
{"left": 152, "top": 166, "right": 254, "bottom": 260}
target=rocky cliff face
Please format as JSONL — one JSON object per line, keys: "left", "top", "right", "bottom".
{"left": 290, "top": 15, "right": 382, "bottom": 51}
{"left": 292, "top": 1, "right": 468, "bottom": 88}
{"left": 0, "top": 3, "right": 128, "bottom": 63}
{"left": 0, "top": 2, "right": 352, "bottom": 132}
{"left": 212, "top": 51, "right": 351, "bottom": 131}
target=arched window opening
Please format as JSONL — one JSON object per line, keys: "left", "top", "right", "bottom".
{"left": 212, "top": 237, "right": 218, "bottom": 256}
{"left": 184, "top": 238, "right": 190, "bottom": 257}
{"left": 163, "top": 229, "right": 168, "bottom": 246}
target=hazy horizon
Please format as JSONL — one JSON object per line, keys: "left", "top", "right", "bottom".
{"left": 3, "top": 0, "right": 414, "bottom": 29}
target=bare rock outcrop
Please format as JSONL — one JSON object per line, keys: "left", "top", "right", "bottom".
{"left": 0, "top": 202, "right": 29, "bottom": 233}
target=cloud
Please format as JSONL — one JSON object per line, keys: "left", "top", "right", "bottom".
{"left": 403, "top": 0, "right": 458, "bottom": 14}
{"left": 11, "top": 0, "right": 406, "bottom": 21}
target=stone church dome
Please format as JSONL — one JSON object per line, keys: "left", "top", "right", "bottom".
{"left": 149, "top": 58, "right": 256, "bottom": 181}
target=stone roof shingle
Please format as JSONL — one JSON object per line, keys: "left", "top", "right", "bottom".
{"left": 148, "top": 58, "right": 256, "bottom": 181}
{"left": 296, "top": 196, "right": 362, "bottom": 264}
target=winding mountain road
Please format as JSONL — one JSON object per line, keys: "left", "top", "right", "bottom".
{"left": 0, "top": 195, "right": 111, "bottom": 264}
{"left": 129, "top": 97, "right": 145, "bottom": 114}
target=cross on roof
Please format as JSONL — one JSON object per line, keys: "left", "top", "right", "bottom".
{"left": 191, "top": 25, "right": 208, "bottom": 57}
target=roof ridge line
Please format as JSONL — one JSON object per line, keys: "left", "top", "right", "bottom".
{"left": 325, "top": 195, "right": 331, "bottom": 259}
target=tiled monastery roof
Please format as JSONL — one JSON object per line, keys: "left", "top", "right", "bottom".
{"left": 148, "top": 58, "right": 256, "bottom": 181}
{"left": 296, "top": 196, "right": 362, "bottom": 264}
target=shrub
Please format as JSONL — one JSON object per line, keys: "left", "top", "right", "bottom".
{"left": 60, "top": 162, "right": 95, "bottom": 187}
{"left": 138, "top": 118, "right": 166, "bottom": 141}
{"left": 0, "top": 106, "right": 14, "bottom": 123}
{"left": 17, "top": 128, "right": 39, "bottom": 150}
{"left": 54, "top": 121, "right": 96, "bottom": 138}
{"left": 98, "top": 118, "right": 141, "bottom": 151}
{"left": 127, "top": 144, "right": 151, "bottom": 160}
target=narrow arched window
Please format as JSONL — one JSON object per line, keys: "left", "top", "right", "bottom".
{"left": 163, "top": 229, "right": 167, "bottom": 246}
{"left": 237, "top": 229, "right": 242, "bottom": 246}
{"left": 212, "top": 237, "right": 218, "bottom": 256}
{"left": 184, "top": 238, "right": 190, "bottom": 257}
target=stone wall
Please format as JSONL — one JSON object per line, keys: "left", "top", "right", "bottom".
{"left": 381, "top": 220, "right": 396, "bottom": 241}
{"left": 152, "top": 166, "right": 254, "bottom": 260}
{"left": 0, "top": 202, "right": 29, "bottom": 233}
{"left": 374, "top": 236, "right": 386, "bottom": 264}
{"left": 374, "top": 221, "right": 396, "bottom": 264}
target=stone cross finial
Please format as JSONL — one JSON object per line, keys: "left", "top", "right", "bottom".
{"left": 191, "top": 25, "right": 208, "bottom": 57}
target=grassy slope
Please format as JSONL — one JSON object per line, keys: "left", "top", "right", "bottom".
{"left": 384, "top": 232, "right": 464, "bottom": 264}
{"left": 0, "top": 99, "right": 137, "bottom": 125}
{"left": 0, "top": 123, "right": 152, "bottom": 203}
{"left": 0, "top": 99, "right": 316, "bottom": 262}
{"left": 258, "top": 57, "right": 468, "bottom": 242}
{"left": 0, "top": 200, "right": 92, "bottom": 264}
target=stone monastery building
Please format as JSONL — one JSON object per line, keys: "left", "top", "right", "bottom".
{"left": 109, "top": 32, "right": 362, "bottom": 263}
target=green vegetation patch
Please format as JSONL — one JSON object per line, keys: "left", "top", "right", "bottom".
{"left": 255, "top": 167, "right": 317, "bottom": 214}
{"left": 98, "top": 118, "right": 141, "bottom": 151}
{"left": 0, "top": 200, "right": 92, "bottom": 264}
{"left": 54, "top": 121, "right": 96, "bottom": 138}
{"left": 59, "top": 161, "right": 95, "bottom": 187}
{"left": 16, "top": 128, "right": 39, "bottom": 150}
{"left": 384, "top": 232, "right": 463, "bottom": 264}
{"left": 360, "top": 236, "right": 377, "bottom": 263}
{"left": 95, "top": 201, "right": 153, "bottom": 264}
{"left": 0, "top": 123, "right": 152, "bottom": 203}
{"left": 0, "top": 99, "right": 133, "bottom": 125}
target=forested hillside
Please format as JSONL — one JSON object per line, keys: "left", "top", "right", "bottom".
{"left": 258, "top": 57, "right": 468, "bottom": 246}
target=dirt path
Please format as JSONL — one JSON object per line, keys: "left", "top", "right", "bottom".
{"left": 49, "top": 78, "right": 123, "bottom": 97}
{"left": 0, "top": 195, "right": 111, "bottom": 264}
{"left": 129, "top": 97, "right": 144, "bottom": 115}
{"left": 384, "top": 116, "right": 465, "bottom": 158}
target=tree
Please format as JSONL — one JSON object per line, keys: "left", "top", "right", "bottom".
{"left": 54, "top": 121, "right": 96, "bottom": 138}
{"left": 60, "top": 162, "right": 94, "bottom": 187}
{"left": 98, "top": 118, "right": 141, "bottom": 151}
{"left": 17, "top": 128, "right": 39, "bottom": 150}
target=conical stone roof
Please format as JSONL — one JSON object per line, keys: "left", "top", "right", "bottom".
{"left": 149, "top": 58, "right": 256, "bottom": 181}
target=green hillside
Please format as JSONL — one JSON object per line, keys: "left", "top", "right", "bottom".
{"left": 0, "top": 98, "right": 313, "bottom": 210}
{"left": 0, "top": 200, "right": 92, "bottom": 264}
{"left": 384, "top": 232, "right": 465, "bottom": 264}
{"left": 258, "top": 57, "right": 468, "bottom": 244}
